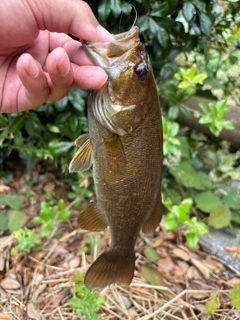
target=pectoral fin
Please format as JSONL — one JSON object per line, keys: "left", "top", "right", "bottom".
{"left": 142, "top": 193, "right": 162, "bottom": 233}
{"left": 78, "top": 202, "right": 108, "bottom": 232}
{"left": 69, "top": 137, "right": 92, "bottom": 172}
{"left": 75, "top": 133, "right": 90, "bottom": 147}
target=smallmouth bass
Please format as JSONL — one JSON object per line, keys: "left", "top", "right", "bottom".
{"left": 69, "top": 26, "right": 163, "bottom": 291}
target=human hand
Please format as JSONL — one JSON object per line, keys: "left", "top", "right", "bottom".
{"left": 0, "top": 0, "right": 114, "bottom": 113}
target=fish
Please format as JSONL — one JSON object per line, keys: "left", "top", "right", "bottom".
{"left": 69, "top": 26, "right": 163, "bottom": 291}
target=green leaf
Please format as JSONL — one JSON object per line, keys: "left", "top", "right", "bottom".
{"left": 0, "top": 114, "right": 8, "bottom": 127}
{"left": 167, "top": 0, "right": 178, "bottom": 13}
{"left": 191, "top": 72, "right": 208, "bottom": 84}
{"left": 46, "top": 124, "right": 60, "bottom": 133}
{"left": 54, "top": 96, "right": 68, "bottom": 111}
{"left": 0, "top": 212, "right": 9, "bottom": 231}
{"left": 98, "top": 0, "right": 111, "bottom": 21}
{"left": 144, "top": 247, "right": 158, "bottom": 263}
{"left": 151, "top": 2, "right": 169, "bottom": 18}
{"left": 164, "top": 213, "right": 179, "bottom": 230}
{"left": 198, "top": 103, "right": 208, "bottom": 114}
{"left": 222, "top": 187, "right": 240, "bottom": 210}
{"left": 0, "top": 194, "right": 23, "bottom": 209}
{"left": 198, "top": 172, "right": 213, "bottom": 189}
{"left": 208, "top": 205, "right": 231, "bottom": 229}
{"left": 170, "top": 161, "right": 204, "bottom": 190}
{"left": 168, "top": 105, "right": 179, "bottom": 120}
{"left": 178, "top": 81, "right": 190, "bottom": 89}
{"left": 215, "top": 100, "right": 227, "bottom": 118}
{"left": 179, "top": 198, "right": 193, "bottom": 215}
{"left": 199, "top": 12, "right": 212, "bottom": 36}
{"left": 157, "top": 26, "right": 169, "bottom": 49}
{"left": 48, "top": 139, "right": 72, "bottom": 155}
{"left": 185, "top": 232, "right": 198, "bottom": 250}
{"left": 137, "top": 15, "right": 149, "bottom": 33}
{"left": 183, "top": 2, "right": 195, "bottom": 22}
{"left": 221, "top": 120, "right": 235, "bottom": 130}
{"left": 110, "top": 0, "right": 122, "bottom": 18}
{"left": 8, "top": 210, "right": 26, "bottom": 232}
{"left": 14, "top": 131, "right": 24, "bottom": 146}
{"left": 229, "top": 285, "right": 240, "bottom": 309}
{"left": 195, "top": 191, "right": 222, "bottom": 213}
{"left": 191, "top": 0, "right": 206, "bottom": 11}
{"left": 149, "top": 18, "right": 161, "bottom": 36}
{"left": 141, "top": 265, "right": 166, "bottom": 286}
{"left": 206, "top": 291, "right": 220, "bottom": 315}
{"left": 68, "top": 114, "right": 78, "bottom": 132}
{"left": 8, "top": 115, "right": 25, "bottom": 132}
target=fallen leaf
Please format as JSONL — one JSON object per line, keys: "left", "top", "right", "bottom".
{"left": 140, "top": 265, "right": 166, "bottom": 287}
{"left": 155, "top": 247, "right": 169, "bottom": 259}
{"left": 186, "top": 266, "right": 201, "bottom": 280}
{"left": 31, "top": 284, "right": 47, "bottom": 303}
{"left": 0, "top": 276, "right": 21, "bottom": 290}
{"left": 171, "top": 248, "right": 190, "bottom": 261}
{"left": 191, "top": 290, "right": 210, "bottom": 300}
{"left": 225, "top": 246, "right": 240, "bottom": 259}
{"left": 69, "top": 256, "right": 80, "bottom": 269}
{"left": 158, "top": 258, "right": 175, "bottom": 274}
{"left": 65, "top": 238, "right": 82, "bottom": 252}
{"left": 174, "top": 260, "right": 189, "bottom": 277}
{"left": 228, "top": 278, "right": 240, "bottom": 286}
{"left": 27, "top": 302, "right": 41, "bottom": 320}
{"left": 44, "top": 288, "right": 71, "bottom": 312}
{"left": 202, "top": 259, "right": 223, "bottom": 273}
{"left": 191, "top": 258, "right": 210, "bottom": 279}
{"left": 0, "top": 313, "right": 13, "bottom": 320}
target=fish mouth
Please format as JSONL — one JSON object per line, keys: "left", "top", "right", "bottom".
{"left": 82, "top": 26, "right": 140, "bottom": 70}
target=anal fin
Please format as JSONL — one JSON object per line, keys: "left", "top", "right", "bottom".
{"left": 142, "top": 193, "right": 162, "bottom": 233}
{"left": 69, "top": 135, "right": 92, "bottom": 172}
{"left": 78, "top": 202, "right": 108, "bottom": 232}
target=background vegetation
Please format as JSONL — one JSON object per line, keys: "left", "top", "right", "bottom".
{"left": 1, "top": 0, "right": 239, "bottom": 244}
{"left": 1, "top": 0, "right": 240, "bottom": 318}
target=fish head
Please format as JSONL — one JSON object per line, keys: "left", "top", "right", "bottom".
{"left": 83, "top": 26, "right": 157, "bottom": 135}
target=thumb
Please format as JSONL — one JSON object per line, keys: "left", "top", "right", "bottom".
{"left": 30, "top": 0, "right": 114, "bottom": 41}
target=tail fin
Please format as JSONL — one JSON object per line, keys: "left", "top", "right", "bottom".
{"left": 84, "top": 249, "right": 135, "bottom": 291}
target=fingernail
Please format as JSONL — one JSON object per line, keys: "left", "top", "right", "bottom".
{"left": 97, "top": 25, "right": 115, "bottom": 41}
{"left": 57, "top": 59, "right": 71, "bottom": 77}
{"left": 26, "top": 60, "right": 39, "bottom": 78}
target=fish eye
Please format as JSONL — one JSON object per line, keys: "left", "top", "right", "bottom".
{"left": 134, "top": 63, "right": 147, "bottom": 79}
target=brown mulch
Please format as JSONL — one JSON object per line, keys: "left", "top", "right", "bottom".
{"left": 0, "top": 162, "right": 240, "bottom": 319}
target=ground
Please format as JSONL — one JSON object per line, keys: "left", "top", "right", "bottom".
{"left": 0, "top": 161, "right": 240, "bottom": 320}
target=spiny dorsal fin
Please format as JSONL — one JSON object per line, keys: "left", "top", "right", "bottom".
{"left": 142, "top": 193, "right": 162, "bottom": 233}
{"left": 69, "top": 138, "right": 92, "bottom": 172}
{"left": 78, "top": 202, "right": 108, "bottom": 232}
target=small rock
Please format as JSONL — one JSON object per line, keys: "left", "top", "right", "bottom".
{"left": 199, "top": 227, "right": 240, "bottom": 272}
{"left": 121, "top": 296, "right": 132, "bottom": 309}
